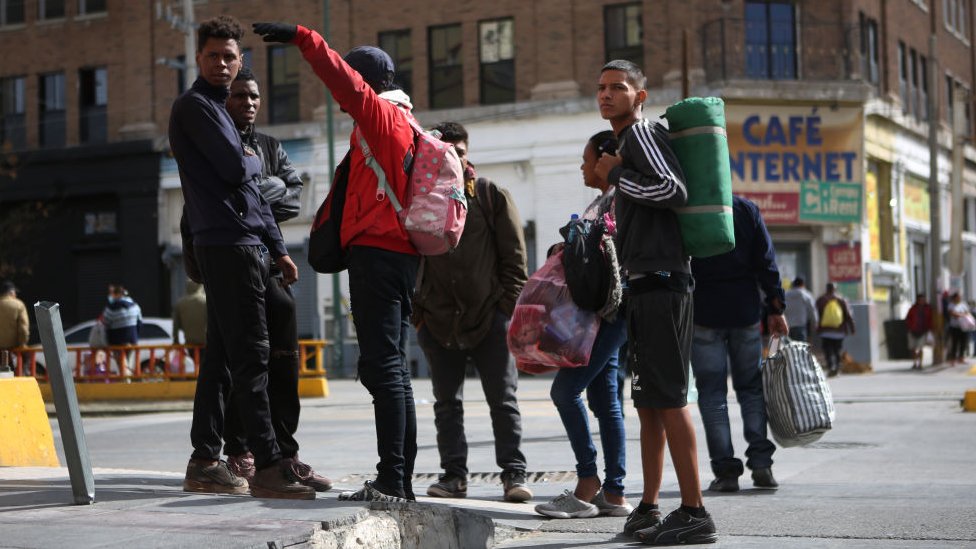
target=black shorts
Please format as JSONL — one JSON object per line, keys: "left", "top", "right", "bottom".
{"left": 625, "top": 286, "right": 694, "bottom": 409}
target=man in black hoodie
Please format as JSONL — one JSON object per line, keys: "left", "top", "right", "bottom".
{"left": 168, "top": 15, "right": 312, "bottom": 500}
{"left": 593, "top": 60, "right": 716, "bottom": 545}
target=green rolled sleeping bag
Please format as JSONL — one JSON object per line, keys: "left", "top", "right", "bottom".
{"left": 662, "top": 97, "right": 735, "bottom": 258}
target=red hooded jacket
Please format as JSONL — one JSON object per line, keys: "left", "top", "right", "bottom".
{"left": 293, "top": 25, "right": 417, "bottom": 255}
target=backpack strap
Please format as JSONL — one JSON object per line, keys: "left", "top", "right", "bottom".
{"left": 476, "top": 177, "right": 495, "bottom": 233}
{"left": 356, "top": 125, "right": 404, "bottom": 213}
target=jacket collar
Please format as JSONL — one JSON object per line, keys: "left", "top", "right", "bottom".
{"left": 191, "top": 76, "right": 230, "bottom": 101}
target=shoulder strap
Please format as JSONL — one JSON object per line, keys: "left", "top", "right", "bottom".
{"left": 476, "top": 178, "right": 495, "bottom": 233}
{"left": 356, "top": 126, "right": 403, "bottom": 213}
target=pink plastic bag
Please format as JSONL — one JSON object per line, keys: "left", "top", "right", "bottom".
{"left": 507, "top": 251, "right": 600, "bottom": 371}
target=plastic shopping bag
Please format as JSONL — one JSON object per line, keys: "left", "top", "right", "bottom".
{"left": 763, "top": 336, "right": 835, "bottom": 447}
{"left": 507, "top": 251, "right": 600, "bottom": 372}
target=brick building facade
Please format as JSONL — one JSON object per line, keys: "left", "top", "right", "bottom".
{"left": 1, "top": 0, "right": 974, "bottom": 365}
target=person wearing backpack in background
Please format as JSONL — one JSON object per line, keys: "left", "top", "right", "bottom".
{"left": 904, "top": 294, "right": 932, "bottom": 370}
{"left": 253, "top": 22, "right": 421, "bottom": 502}
{"left": 534, "top": 131, "right": 630, "bottom": 520}
{"left": 816, "top": 283, "right": 855, "bottom": 377}
{"left": 411, "top": 121, "right": 533, "bottom": 503}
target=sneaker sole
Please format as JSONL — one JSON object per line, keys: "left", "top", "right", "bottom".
{"left": 504, "top": 487, "right": 533, "bottom": 502}
{"left": 534, "top": 506, "right": 600, "bottom": 519}
{"left": 250, "top": 485, "right": 315, "bottom": 500}
{"left": 427, "top": 487, "right": 467, "bottom": 498}
{"left": 636, "top": 528, "right": 718, "bottom": 545}
{"left": 752, "top": 483, "right": 778, "bottom": 490}
{"left": 182, "top": 479, "right": 248, "bottom": 495}
{"left": 302, "top": 480, "right": 333, "bottom": 492}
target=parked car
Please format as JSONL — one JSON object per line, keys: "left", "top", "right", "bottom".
{"left": 32, "top": 317, "right": 196, "bottom": 377}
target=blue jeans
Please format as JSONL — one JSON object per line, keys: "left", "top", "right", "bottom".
{"left": 691, "top": 323, "right": 775, "bottom": 478}
{"left": 550, "top": 314, "right": 628, "bottom": 495}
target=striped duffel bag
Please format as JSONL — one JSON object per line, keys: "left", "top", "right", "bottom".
{"left": 662, "top": 96, "right": 735, "bottom": 258}
{"left": 762, "top": 336, "right": 836, "bottom": 447}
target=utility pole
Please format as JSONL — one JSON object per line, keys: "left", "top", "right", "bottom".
{"left": 181, "top": 0, "right": 196, "bottom": 90}
{"left": 323, "top": 0, "right": 344, "bottom": 376}
{"left": 927, "top": 8, "right": 944, "bottom": 365}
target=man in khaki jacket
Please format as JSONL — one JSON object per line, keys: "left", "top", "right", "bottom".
{"left": 412, "top": 121, "right": 532, "bottom": 502}
{"left": 0, "top": 280, "right": 29, "bottom": 372}
{"left": 173, "top": 281, "right": 207, "bottom": 346}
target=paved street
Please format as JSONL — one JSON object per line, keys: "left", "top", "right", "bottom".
{"left": 2, "top": 358, "right": 975, "bottom": 547}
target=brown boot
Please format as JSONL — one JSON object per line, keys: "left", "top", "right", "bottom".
{"left": 250, "top": 460, "right": 316, "bottom": 500}
{"left": 283, "top": 455, "right": 333, "bottom": 492}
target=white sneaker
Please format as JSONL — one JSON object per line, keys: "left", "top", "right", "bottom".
{"left": 534, "top": 490, "right": 599, "bottom": 518}
{"left": 590, "top": 489, "right": 633, "bottom": 517}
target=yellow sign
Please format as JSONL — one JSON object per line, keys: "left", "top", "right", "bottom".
{"left": 866, "top": 168, "right": 879, "bottom": 261}
{"left": 903, "top": 177, "right": 930, "bottom": 224}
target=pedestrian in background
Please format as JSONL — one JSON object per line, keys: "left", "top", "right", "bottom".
{"left": 253, "top": 21, "right": 421, "bottom": 502}
{"left": 412, "top": 121, "right": 532, "bottom": 503}
{"left": 215, "top": 66, "right": 330, "bottom": 493}
{"left": 172, "top": 280, "right": 207, "bottom": 346}
{"left": 904, "top": 293, "right": 932, "bottom": 370}
{"left": 690, "top": 195, "right": 786, "bottom": 494}
{"left": 816, "top": 283, "right": 856, "bottom": 377}
{"left": 784, "top": 276, "right": 817, "bottom": 342}
{"left": 102, "top": 284, "right": 141, "bottom": 346}
{"left": 946, "top": 292, "right": 972, "bottom": 365}
{"left": 535, "top": 131, "right": 630, "bottom": 520}
{"left": 170, "top": 15, "right": 311, "bottom": 500}
{"left": 593, "top": 59, "right": 716, "bottom": 544}
{"left": 0, "top": 280, "right": 29, "bottom": 374}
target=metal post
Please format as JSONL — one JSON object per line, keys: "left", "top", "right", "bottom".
{"left": 323, "top": 0, "right": 344, "bottom": 375}
{"left": 34, "top": 301, "right": 95, "bottom": 505}
{"left": 182, "top": 0, "right": 196, "bottom": 91}
{"left": 928, "top": 31, "right": 944, "bottom": 365}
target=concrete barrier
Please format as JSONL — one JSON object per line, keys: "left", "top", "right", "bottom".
{"left": 964, "top": 389, "right": 976, "bottom": 412}
{"left": 0, "top": 377, "right": 60, "bottom": 467}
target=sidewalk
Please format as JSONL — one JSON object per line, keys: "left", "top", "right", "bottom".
{"left": 2, "top": 358, "right": 975, "bottom": 548}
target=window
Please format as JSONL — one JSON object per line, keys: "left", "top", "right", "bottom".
{"left": 83, "top": 211, "right": 116, "bottom": 235}
{"left": 38, "top": 0, "right": 64, "bottom": 20}
{"left": 859, "top": 13, "right": 879, "bottom": 85}
{"left": 898, "top": 42, "right": 909, "bottom": 115}
{"left": 268, "top": 45, "right": 300, "bottom": 124}
{"left": 379, "top": 29, "right": 413, "bottom": 97}
{"left": 0, "top": 76, "right": 25, "bottom": 150}
{"left": 77, "top": 0, "right": 105, "bottom": 15}
{"left": 79, "top": 67, "right": 107, "bottom": 144}
{"left": 1, "top": 0, "right": 25, "bottom": 25}
{"left": 919, "top": 56, "right": 929, "bottom": 120}
{"left": 745, "top": 1, "right": 796, "bottom": 80}
{"left": 39, "top": 72, "right": 66, "bottom": 149}
{"left": 428, "top": 24, "right": 463, "bottom": 109}
{"left": 479, "top": 18, "right": 515, "bottom": 105}
{"left": 909, "top": 49, "right": 920, "bottom": 118}
{"left": 947, "top": 74, "right": 955, "bottom": 123}
{"left": 604, "top": 3, "right": 643, "bottom": 66}
{"left": 944, "top": 0, "right": 969, "bottom": 36}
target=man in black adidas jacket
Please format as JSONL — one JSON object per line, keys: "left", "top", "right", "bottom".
{"left": 593, "top": 60, "right": 717, "bottom": 545}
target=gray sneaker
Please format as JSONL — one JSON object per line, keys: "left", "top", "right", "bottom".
{"left": 534, "top": 490, "right": 599, "bottom": 519}
{"left": 591, "top": 489, "right": 634, "bottom": 517}
{"left": 182, "top": 458, "right": 248, "bottom": 495}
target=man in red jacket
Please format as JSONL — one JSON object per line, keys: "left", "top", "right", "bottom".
{"left": 254, "top": 22, "right": 420, "bottom": 502}
{"left": 905, "top": 293, "right": 932, "bottom": 370}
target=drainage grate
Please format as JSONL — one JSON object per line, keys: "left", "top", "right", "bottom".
{"left": 802, "top": 441, "right": 878, "bottom": 450}
{"left": 339, "top": 471, "right": 578, "bottom": 485}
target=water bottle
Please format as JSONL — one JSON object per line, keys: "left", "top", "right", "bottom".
{"left": 567, "top": 213, "right": 579, "bottom": 243}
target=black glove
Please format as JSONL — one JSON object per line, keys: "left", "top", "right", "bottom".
{"left": 253, "top": 22, "right": 297, "bottom": 43}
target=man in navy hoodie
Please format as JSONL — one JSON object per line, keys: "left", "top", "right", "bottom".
{"left": 168, "top": 15, "right": 312, "bottom": 500}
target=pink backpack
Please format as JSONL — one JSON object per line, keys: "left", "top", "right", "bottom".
{"left": 357, "top": 118, "right": 467, "bottom": 255}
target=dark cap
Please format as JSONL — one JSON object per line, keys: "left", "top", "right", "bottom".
{"left": 343, "top": 46, "right": 395, "bottom": 93}
{"left": 0, "top": 280, "right": 16, "bottom": 294}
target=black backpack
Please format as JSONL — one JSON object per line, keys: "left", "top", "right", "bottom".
{"left": 308, "top": 153, "right": 351, "bottom": 273}
{"left": 558, "top": 216, "right": 621, "bottom": 316}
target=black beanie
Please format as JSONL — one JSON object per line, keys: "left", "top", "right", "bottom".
{"left": 343, "top": 46, "right": 395, "bottom": 93}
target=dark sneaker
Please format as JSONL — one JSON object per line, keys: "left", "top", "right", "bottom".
{"left": 249, "top": 461, "right": 316, "bottom": 500}
{"left": 284, "top": 456, "right": 332, "bottom": 492}
{"left": 635, "top": 508, "right": 718, "bottom": 545}
{"left": 226, "top": 452, "right": 256, "bottom": 482}
{"left": 591, "top": 489, "right": 634, "bottom": 517}
{"left": 752, "top": 467, "right": 779, "bottom": 489}
{"left": 534, "top": 490, "right": 599, "bottom": 518}
{"left": 502, "top": 471, "right": 533, "bottom": 502}
{"left": 338, "top": 480, "right": 407, "bottom": 502}
{"left": 427, "top": 474, "right": 467, "bottom": 498}
{"left": 182, "top": 458, "right": 249, "bottom": 495}
{"left": 707, "top": 476, "right": 739, "bottom": 492}
{"left": 624, "top": 506, "right": 662, "bottom": 536}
